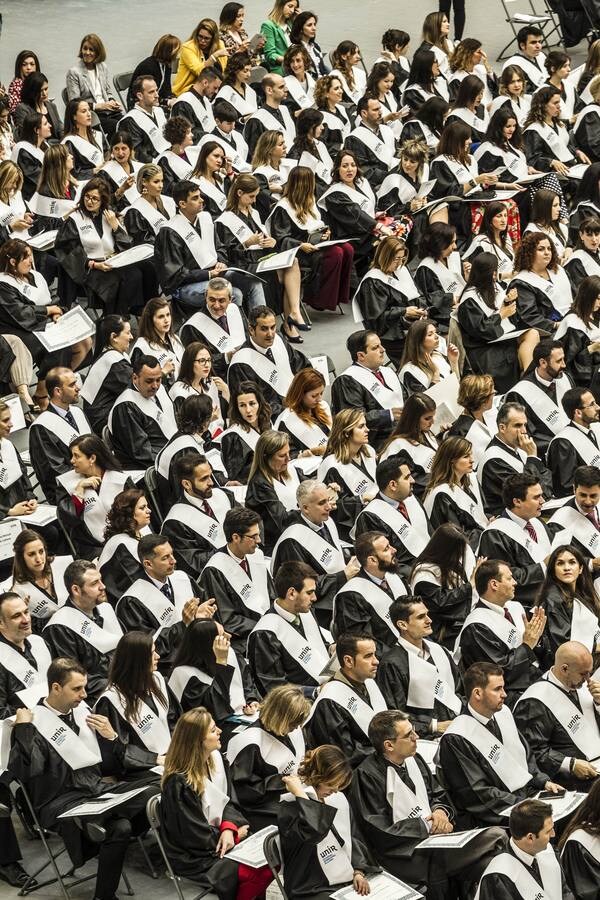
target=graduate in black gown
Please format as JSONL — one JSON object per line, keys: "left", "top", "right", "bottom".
{"left": 12, "top": 111, "right": 50, "bottom": 201}
{"left": 350, "top": 710, "right": 507, "bottom": 900}
{"left": 220, "top": 381, "right": 272, "bottom": 484}
{"left": 160, "top": 707, "right": 273, "bottom": 899}
{"left": 98, "top": 489, "right": 150, "bottom": 605}
{"left": 557, "top": 271, "right": 600, "bottom": 390}
{"left": 94, "top": 632, "right": 180, "bottom": 779}
{"left": 81, "top": 315, "right": 133, "bottom": 436}
{"left": 227, "top": 684, "right": 310, "bottom": 830}
{"left": 314, "top": 75, "right": 351, "bottom": 157}
{"left": 564, "top": 218, "right": 600, "bottom": 294}
{"left": 278, "top": 745, "right": 378, "bottom": 900}
{"left": 245, "top": 430, "right": 300, "bottom": 556}
{"left": 559, "top": 779, "right": 600, "bottom": 900}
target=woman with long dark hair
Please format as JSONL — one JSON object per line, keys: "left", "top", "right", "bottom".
{"left": 402, "top": 49, "right": 445, "bottom": 114}
{"left": 289, "top": 10, "right": 328, "bottom": 77}
{"left": 365, "top": 61, "right": 404, "bottom": 136}
{"left": 573, "top": 75, "right": 600, "bottom": 165}
{"left": 559, "top": 778, "right": 600, "bottom": 898}
{"left": 524, "top": 187, "right": 570, "bottom": 262}
{"left": 571, "top": 163, "right": 600, "bottom": 235}
{"left": 329, "top": 40, "right": 366, "bottom": 106}
{"left": 98, "top": 488, "right": 151, "bottom": 603}
{"left": 228, "top": 684, "right": 310, "bottom": 829}
{"left": 423, "top": 436, "right": 488, "bottom": 549}
{"left": 170, "top": 619, "right": 258, "bottom": 718}
{"left": 10, "top": 111, "right": 50, "bottom": 201}
{"left": 379, "top": 392, "right": 438, "bottom": 497}
{"left": 400, "top": 96, "right": 449, "bottom": 153}
{"left": 415, "top": 222, "right": 466, "bottom": 327}
{"left": 95, "top": 631, "right": 179, "bottom": 777}
{"left": 61, "top": 97, "right": 104, "bottom": 179}
{"left": 446, "top": 73, "right": 489, "bottom": 143}
{"left": 221, "top": 382, "right": 272, "bottom": 483}
{"left": 286, "top": 108, "right": 333, "bottom": 196}
{"left": 463, "top": 199, "right": 516, "bottom": 282}
{"left": 537, "top": 544, "right": 600, "bottom": 667}
{"left": 56, "top": 434, "right": 130, "bottom": 557}
{"left": 160, "top": 707, "right": 272, "bottom": 898}
{"left": 276, "top": 368, "right": 331, "bottom": 462}
{"left": 10, "top": 528, "right": 71, "bottom": 633}
{"left": 410, "top": 523, "right": 477, "bottom": 645}
{"left": 13, "top": 71, "right": 62, "bottom": 141}
{"left": 81, "top": 314, "right": 133, "bottom": 434}
{"left": 98, "top": 130, "right": 142, "bottom": 211}
{"left": 8, "top": 50, "right": 40, "bottom": 113}
{"left": 269, "top": 164, "right": 354, "bottom": 315}
{"left": 131, "top": 297, "right": 184, "bottom": 386}
{"left": 457, "top": 251, "right": 539, "bottom": 390}
{"left": 398, "top": 318, "right": 459, "bottom": 395}
{"left": 216, "top": 51, "right": 258, "bottom": 122}
{"left": 419, "top": 10, "right": 454, "bottom": 79}
{"left": 565, "top": 217, "right": 600, "bottom": 293}
{"left": 169, "top": 342, "right": 229, "bottom": 424}
{"left": 190, "top": 140, "right": 230, "bottom": 216}
{"left": 474, "top": 107, "right": 530, "bottom": 194}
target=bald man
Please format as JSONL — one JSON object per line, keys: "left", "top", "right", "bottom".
{"left": 514, "top": 641, "right": 600, "bottom": 790}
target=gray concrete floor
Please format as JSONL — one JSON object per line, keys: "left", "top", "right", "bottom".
{"left": 0, "top": 0, "right": 594, "bottom": 896}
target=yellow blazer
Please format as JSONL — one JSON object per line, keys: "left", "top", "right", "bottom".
{"left": 173, "top": 38, "right": 227, "bottom": 96}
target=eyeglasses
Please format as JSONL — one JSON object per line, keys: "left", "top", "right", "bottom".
{"left": 195, "top": 357, "right": 212, "bottom": 364}
{"left": 580, "top": 401, "right": 599, "bottom": 409}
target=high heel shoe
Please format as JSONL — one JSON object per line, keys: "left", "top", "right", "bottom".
{"left": 282, "top": 324, "right": 304, "bottom": 344}
{"left": 287, "top": 315, "right": 311, "bottom": 332}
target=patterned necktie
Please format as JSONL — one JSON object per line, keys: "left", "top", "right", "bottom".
{"left": 161, "top": 580, "right": 174, "bottom": 602}
{"left": 64, "top": 409, "right": 78, "bottom": 431}
{"left": 524, "top": 521, "right": 538, "bottom": 543}
{"left": 265, "top": 348, "right": 275, "bottom": 363}
{"left": 202, "top": 499, "right": 215, "bottom": 519}
{"left": 397, "top": 502, "right": 411, "bottom": 522}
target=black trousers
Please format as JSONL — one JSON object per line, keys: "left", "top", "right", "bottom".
{"left": 439, "top": 0, "right": 466, "bottom": 39}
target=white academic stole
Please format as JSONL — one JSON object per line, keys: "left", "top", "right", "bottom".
{"left": 227, "top": 724, "right": 305, "bottom": 776}
{"left": 318, "top": 179, "right": 376, "bottom": 219}
{"left": 549, "top": 424, "right": 600, "bottom": 468}
{"left": 170, "top": 647, "right": 246, "bottom": 713}
{"left": 109, "top": 386, "right": 177, "bottom": 441}
{"left": 163, "top": 493, "right": 228, "bottom": 548}
{"left": 32, "top": 702, "right": 102, "bottom": 769}
{"left": 275, "top": 407, "right": 329, "bottom": 452}
{"left": 386, "top": 757, "right": 432, "bottom": 822}
{"left": 100, "top": 671, "right": 171, "bottom": 754}
{"left": 202, "top": 749, "right": 230, "bottom": 825}
{"left": 457, "top": 601, "right": 527, "bottom": 653}
{"left": 517, "top": 674, "right": 600, "bottom": 760}
{"left": 250, "top": 610, "right": 329, "bottom": 681}
{"left": 126, "top": 194, "right": 175, "bottom": 233}
{"left": 160, "top": 211, "right": 217, "bottom": 269}
{"left": 360, "top": 496, "right": 429, "bottom": 557}
{"left": 46, "top": 602, "right": 122, "bottom": 654}
{"left": 121, "top": 106, "right": 168, "bottom": 153}
{"left": 400, "top": 637, "right": 462, "bottom": 714}
{"left": 55, "top": 468, "right": 130, "bottom": 542}
{"left": 525, "top": 120, "right": 572, "bottom": 162}
{"left": 183, "top": 303, "right": 246, "bottom": 355}
{"left": 80, "top": 350, "right": 130, "bottom": 405}
{"left": 272, "top": 522, "right": 344, "bottom": 575}
{"left": 0, "top": 635, "right": 51, "bottom": 705}
{"left": 339, "top": 363, "right": 403, "bottom": 410}
{"left": 443, "top": 706, "right": 532, "bottom": 791}
{"left": 417, "top": 252, "right": 465, "bottom": 294}
{"left": 231, "top": 336, "right": 294, "bottom": 397}
{"left": 318, "top": 452, "right": 377, "bottom": 498}
{"left": 475, "top": 846, "right": 562, "bottom": 900}
{"left": 348, "top": 123, "right": 396, "bottom": 168}
{"left": 203, "top": 548, "right": 271, "bottom": 615}
{"left": 308, "top": 678, "right": 387, "bottom": 738}
{"left": 549, "top": 503, "right": 600, "bottom": 558}
{"left": 32, "top": 407, "right": 90, "bottom": 447}
{"left": 334, "top": 575, "right": 406, "bottom": 640}
{"left": 353, "top": 266, "right": 421, "bottom": 325}
{"left": 509, "top": 378, "right": 570, "bottom": 436}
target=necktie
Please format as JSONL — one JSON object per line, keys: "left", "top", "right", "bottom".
{"left": 399, "top": 764, "right": 415, "bottom": 793}
{"left": 397, "top": 501, "right": 411, "bottom": 523}
{"left": 93, "top": 610, "right": 104, "bottom": 629}
{"left": 530, "top": 858, "right": 543, "bottom": 887}
{"left": 380, "top": 578, "right": 390, "bottom": 594}
{"left": 265, "top": 348, "right": 275, "bottom": 363}
{"left": 504, "top": 607, "right": 515, "bottom": 626}
{"left": 318, "top": 523, "right": 332, "bottom": 544}
{"left": 218, "top": 315, "right": 230, "bottom": 334}
{"left": 202, "top": 499, "right": 215, "bottom": 519}
{"left": 524, "top": 521, "right": 538, "bottom": 543}
{"left": 240, "top": 557, "right": 250, "bottom": 576}
{"left": 486, "top": 717, "right": 501, "bottom": 741}
{"left": 292, "top": 615, "right": 301, "bottom": 628}
{"left": 587, "top": 509, "right": 600, "bottom": 529}
{"left": 61, "top": 712, "right": 79, "bottom": 735}
{"left": 155, "top": 395, "right": 163, "bottom": 412}
{"left": 588, "top": 429, "right": 598, "bottom": 450}
{"left": 374, "top": 369, "right": 385, "bottom": 386}
{"left": 547, "top": 381, "right": 557, "bottom": 404}
{"left": 161, "top": 580, "right": 174, "bottom": 602}
{"left": 64, "top": 410, "right": 78, "bottom": 431}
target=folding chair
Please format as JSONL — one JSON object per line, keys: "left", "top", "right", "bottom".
{"left": 144, "top": 465, "right": 165, "bottom": 526}
{"left": 56, "top": 505, "right": 79, "bottom": 558}
{"left": 145, "top": 794, "right": 217, "bottom": 900}
{"left": 263, "top": 831, "right": 287, "bottom": 900}
{"left": 113, "top": 72, "right": 133, "bottom": 108}
{"left": 496, "top": 0, "right": 554, "bottom": 60}
{"left": 9, "top": 779, "right": 133, "bottom": 900}
{"left": 102, "top": 424, "right": 115, "bottom": 453}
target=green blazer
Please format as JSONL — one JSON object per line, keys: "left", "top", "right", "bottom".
{"left": 260, "top": 19, "right": 290, "bottom": 74}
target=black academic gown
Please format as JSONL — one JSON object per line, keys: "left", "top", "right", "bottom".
{"left": 243, "top": 104, "right": 293, "bottom": 158}
{"left": 331, "top": 371, "right": 395, "bottom": 451}
{"left": 331, "top": 569, "right": 405, "bottom": 655}
{"left": 214, "top": 212, "right": 281, "bottom": 311}
{"left": 13, "top": 144, "right": 43, "bottom": 201}
{"left": 350, "top": 752, "right": 455, "bottom": 887}
{"left": 244, "top": 472, "right": 298, "bottom": 556}
{"left": 344, "top": 126, "right": 392, "bottom": 190}
{"left": 376, "top": 641, "right": 463, "bottom": 737}
{"left": 319, "top": 187, "right": 376, "bottom": 274}
{"left": 319, "top": 457, "right": 375, "bottom": 544}
{"left": 278, "top": 793, "right": 376, "bottom": 900}
{"left": 109, "top": 392, "right": 172, "bottom": 469}
{"left": 0, "top": 635, "right": 50, "bottom": 719}
{"left": 477, "top": 846, "right": 565, "bottom": 900}
{"left": 154, "top": 215, "right": 228, "bottom": 295}
{"left": 227, "top": 340, "right": 310, "bottom": 421}
{"left": 513, "top": 679, "right": 600, "bottom": 789}
{"left": 438, "top": 711, "right": 547, "bottom": 827}
{"left": 354, "top": 275, "right": 426, "bottom": 365}
{"left": 547, "top": 422, "right": 600, "bottom": 497}
{"left": 477, "top": 518, "right": 551, "bottom": 607}
{"left": 413, "top": 263, "right": 456, "bottom": 331}
{"left": 410, "top": 566, "right": 474, "bottom": 648}
{"left": 505, "top": 372, "right": 575, "bottom": 459}
{"left": 479, "top": 436, "right": 552, "bottom": 517}
{"left": 82, "top": 353, "right": 133, "bottom": 435}
{"left": 161, "top": 491, "right": 236, "bottom": 578}
{"left": 557, "top": 315, "right": 600, "bottom": 388}
{"left": 562, "top": 834, "right": 600, "bottom": 900}
{"left": 160, "top": 770, "right": 245, "bottom": 899}
{"left": 267, "top": 205, "right": 327, "bottom": 308}
{"left": 99, "top": 535, "right": 145, "bottom": 605}
{"left": 425, "top": 483, "right": 486, "bottom": 551}
{"left": 171, "top": 92, "right": 211, "bottom": 143}
{"left": 271, "top": 511, "right": 346, "bottom": 628}
{"left": 429, "top": 157, "right": 472, "bottom": 240}
{"left": 354, "top": 496, "right": 431, "bottom": 578}
{"left": 541, "top": 584, "right": 600, "bottom": 669}
{"left": 247, "top": 605, "right": 327, "bottom": 696}
{"left": 457, "top": 296, "right": 521, "bottom": 393}
{"left": 228, "top": 721, "right": 301, "bottom": 829}
{"left": 180, "top": 311, "right": 249, "bottom": 381}
{"left": 0, "top": 277, "right": 58, "bottom": 368}
{"left": 42, "top": 600, "right": 114, "bottom": 703}
{"left": 317, "top": 105, "right": 351, "bottom": 157}
{"left": 305, "top": 678, "right": 377, "bottom": 769}
{"left": 0, "top": 451, "right": 36, "bottom": 519}
{"left": 523, "top": 124, "right": 578, "bottom": 172}
{"left": 506, "top": 274, "right": 558, "bottom": 334}
{"left": 199, "top": 548, "right": 275, "bottom": 652}
{"left": 220, "top": 428, "right": 260, "bottom": 484}
{"left": 29, "top": 407, "right": 88, "bottom": 505}
{"left": 171, "top": 656, "right": 258, "bottom": 722}
{"left": 116, "top": 573, "right": 200, "bottom": 661}
{"left": 94, "top": 686, "right": 181, "bottom": 779}
{"left": 457, "top": 601, "right": 541, "bottom": 702}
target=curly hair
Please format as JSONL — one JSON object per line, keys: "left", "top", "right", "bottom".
{"left": 104, "top": 488, "right": 146, "bottom": 540}
{"left": 523, "top": 85, "right": 562, "bottom": 128}
{"left": 314, "top": 73, "right": 342, "bottom": 109}
{"left": 515, "top": 230, "right": 559, "bottom": 273}
{"left": 449, "top": 38, "right": 482, "bottom": 73}
{"left": 223, "top": 50, "right": 252, "bottom": 85}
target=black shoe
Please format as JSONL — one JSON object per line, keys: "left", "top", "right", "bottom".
{"left": 287, "top": 315, "right": 311, "bottom": 331}
{"left": 0, "top": 862, "right": 37, "bottom": 887}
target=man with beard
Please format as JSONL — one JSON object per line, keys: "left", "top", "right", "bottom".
{"left": 549, "top": 465, "right": 600, "bottom": 571}
{"left": 547, "top": 388, "right": 600, "bottom": 497}
{"left": 505, "top": 340, "right": 573, "bottom": 460}
{"left": 332, "top": 531, "right": 407, "bottom": 655}
{"left": 376, "top": 597, "right": 463, "bottom": 738}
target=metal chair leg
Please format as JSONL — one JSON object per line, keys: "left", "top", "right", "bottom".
{"left": 121, "top": 867, "right": 135, "bottom": 896}
{"left": 137, "top": 835, "right": 159, "bottom": 878}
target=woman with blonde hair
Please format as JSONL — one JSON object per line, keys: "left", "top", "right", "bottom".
{"left": 378, "top": 139, "right": 448, "bottom": 231}
{"left": 160, "top": 707, "right": 272, "bottom": 898}
{"left": 251, "top": 129, "right": 289, "bottom": 216}
{"left": 269, "top": 165, "right": 354, "bottom": 318}
{"left": 246, "top": 429, "right": 299, "bottom": 554}
{"left": 260, "top": 0, "right": 298, "bottom": 74}
{"left": 354, "top": 235, "right": 426, "bottom": 365}
{"left": 276, "top": 368, "right": 331, "bottom": 460}
{"left": 278, "top": 745, "right": 374, "bottom": 899}
{"left": 330, "top": 40, "right": 366, "bottom": 105}
{"left": 448, "top": 37, "right": 497, "bottom": 105}
{"left": 399, "top": 318, "right": 459, "bottom": 395}
{"left": 448, "top": 373, "right": 496, "bottom": 465}
{"left": 318, "top": 408, "right": 377, "bottom": 542}
{"left": 123, "top": 163, "right": 175, "bottom": 245}
{"left": 228, "top": 684, "right": 311, "bottom": 828}
{"left": 173, "top": 19, "right": 228, "bottom": 96}
{"left": 0, "top": 160, "right": 32, "bottom": 239}
{"left": 423, "top": 435, "right": 488, "bottom": 548}
{"left": 131, "top": 296, "right": 184, "bottom": 385}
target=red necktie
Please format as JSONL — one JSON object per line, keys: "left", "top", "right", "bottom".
{"left": 218, "top": 315, "right": 230, "bottom": 334}
{"left": 524, "top": 521, "right": 538, "bottom": 543}
{"left": 240, "top": 557, "right": 250, "bottom": 576}
{"left": 504, "top": 607, "right": 515, "bottom": 626}
{"left": 397, "top": 502, "right": 411, "bottom": 523}
{"left": 374, "top": 369, "right": 385, "bottom": 386}
{"left": 202, "top": 499, "right": 215, "bottom": 519}
{"left": 587, "top": 509, "right": 600, "bottom": 530}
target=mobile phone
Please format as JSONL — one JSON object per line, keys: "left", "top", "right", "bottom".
{"left": 538, "top": 789, "right": 565, "bottom": 799}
